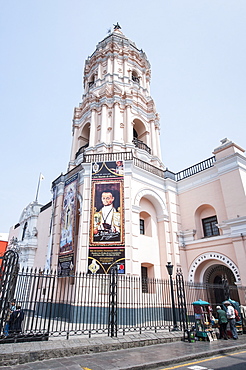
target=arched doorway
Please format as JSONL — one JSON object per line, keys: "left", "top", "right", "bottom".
{"left": 203, "top": 264, "right": 239, "bottom": 305}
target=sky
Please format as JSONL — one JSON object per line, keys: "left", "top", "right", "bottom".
{"left": 0, "top": 0, "right": 246, "bottom": 234}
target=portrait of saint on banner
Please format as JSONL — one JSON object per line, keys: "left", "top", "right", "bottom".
{"left": 90, "top": 181, "right": 124, "bottom": 245}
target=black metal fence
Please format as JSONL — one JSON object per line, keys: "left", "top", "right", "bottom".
{"left": 0, "top": 267, "right": 245, "bottom": 341}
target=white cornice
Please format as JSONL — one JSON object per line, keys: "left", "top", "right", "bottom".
{"left": 177, "top": 153, "right": 246, "bottom": 194}
{"left": 214, "top": 153, "right": 246, "bottom": 175}
{"left": 177, "top": 166, "right": 218, "bottom": 194}
{"left": 218, "top": 216, "right": 246, "bottom": 237}
{"left": 181, "top": 234, "right": 231, "bottom": 247}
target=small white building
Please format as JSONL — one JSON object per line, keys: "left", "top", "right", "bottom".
{"left": 8, "top": 201, "right": 52, "bottom": 269}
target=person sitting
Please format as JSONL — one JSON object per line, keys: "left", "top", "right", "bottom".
{"left": 9, "top": 305, "right": 24, "bottom": 335}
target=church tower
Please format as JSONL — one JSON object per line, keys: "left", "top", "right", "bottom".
{"left": 69, "top": 23, "right": 162, "bottom": 170}
{"left": 50, "top": 25, "right": 180, "bottom": 279}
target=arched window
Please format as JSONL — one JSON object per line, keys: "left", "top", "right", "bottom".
{"left": 88, "top": 74, "right": 95, "bottom": 88}
{"left": 195, "top": 205, "right": 220, "bottom": 239}
{"left": 132, "top": 119, "right": 151, "bottom": 154}
{"left": 141, "top": 263, "right": 154, "bottom": 293}
{"left": 132, "top": 70, "right": 140, "bottom": 83}
{"left": 139, "top": 211, "right": 152, "bottom": 236}
{"left": 75, "top": 123, "right": 90, "bottom": 159}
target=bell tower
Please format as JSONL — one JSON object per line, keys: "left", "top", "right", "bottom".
{"left": 69, "top": 23, "right": 163, "bottom": 170}
{"left": 51, "top": 25, "right": 179, "bottom": 279}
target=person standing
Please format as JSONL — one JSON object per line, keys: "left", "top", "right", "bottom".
{"left": 224, "top": 301, "right": 238, "bottom": 339}
{"left": 4, "top": 299, "right": 16, "bottom": 337}
{"left": 216, "top": 306, "right": 228, "bottom": 339}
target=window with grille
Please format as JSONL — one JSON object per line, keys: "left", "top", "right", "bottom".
{"left": 140, "top": 219, "right": 145, "bottom": 235}
{"left": 141, "top": 266, "right": 148, "bottom": 293}
{"left": 202, "top": 216, "right": 219, "bottom": 237}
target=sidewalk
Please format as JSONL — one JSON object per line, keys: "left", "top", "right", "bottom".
{"left": 1, "top": 331, "right": 246, "bottom": 369}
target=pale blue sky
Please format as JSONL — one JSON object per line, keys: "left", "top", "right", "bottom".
{"left": 1, "top": 1, "right": 245, "bottom": 233}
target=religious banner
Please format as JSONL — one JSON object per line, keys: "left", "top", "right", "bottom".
{"left": 88, "top": 161, "right": 125, "bottom": 274}
{"left": 58, "top": 173, "right": 78, "bottom": 276}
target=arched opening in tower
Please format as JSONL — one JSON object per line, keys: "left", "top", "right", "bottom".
{"left": 132, "top": 119, "right": 151, "bottom": 154}
{"left": 75, "top": 123, "right": 90, "bottom": 159}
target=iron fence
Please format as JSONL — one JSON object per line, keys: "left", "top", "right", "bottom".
{"left": 0, "top": 267, "right": 245, "bottom": 342}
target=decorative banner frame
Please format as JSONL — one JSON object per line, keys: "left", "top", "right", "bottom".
{"left": 90, "top": 180, "right": 124, "bottom": 246}
{"left": 58, "top": 173, "right": 78, "bottom": 277}
{"left": 88, "top": 161, "right": 125, "bottom": 274}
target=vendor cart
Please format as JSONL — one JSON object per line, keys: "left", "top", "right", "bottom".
{"left": 192, "top": 299, "right": 215, "bottom": 340}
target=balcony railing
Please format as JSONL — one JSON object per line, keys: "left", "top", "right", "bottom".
{"left": 133, "top": 157, "right": 165, "bottom": 178}
{"left": 83, "top": 151, "right": 133, "bottom": 164}
{"left": 81, "top": 153, "right": 215, "bottom": 182}
{"left": 175, "top": 156, "right": 216, "bottom": 181}
{"left": 132, "top": 138, "right": 151, "bottom": 154}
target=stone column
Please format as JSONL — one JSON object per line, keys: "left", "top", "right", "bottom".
{"left": 126, "top": 105, "right": 132, "bottom": 144}
{"left": 98, "top": 62, "right": 102, "bottom": 80}
{"left": 150, "top": 120, "right": 156, "bottom": 156}
{"left": 146, "top": 131, "right": 151, "bottom": 150}
{"left": 113, "top": 103, "right": 121, "bottom": 141}
{"left": 89, "top": 109, "right": 96, "bottom": 147}
{"left": 155, "top": 123, "right": 162, "bottom": 159}
{"left": 131, "top": 204, "right": 141, "bottom": 276}
{"left": 100, "top": 104, "right": 108, "bottom": 143}
{"left": 113, "top": 55, "right": 118, "bottom": 76}
{"left": 107, "top": 57, "right": 113, "bottom": 76}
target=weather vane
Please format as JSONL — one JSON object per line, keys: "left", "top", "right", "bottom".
{"left": 113, "top": 22, "right": 121, "bottom": 30}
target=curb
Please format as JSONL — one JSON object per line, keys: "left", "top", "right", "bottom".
{"left": 0, "top": 332, "right": 183, "bottom": 367}
{"left": 118, "top": 342, "right": 246, "bottom": 370}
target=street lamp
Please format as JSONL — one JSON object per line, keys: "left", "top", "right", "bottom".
{"left": 166, "top": 262, "right": 178, "bottom": 330}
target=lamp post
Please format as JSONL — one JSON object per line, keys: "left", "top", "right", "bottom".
{"left": 166, "top": 262, "right": 178, "bottom": 330}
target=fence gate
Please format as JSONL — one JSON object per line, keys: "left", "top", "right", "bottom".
{"left": 0, "top": 250, "right": 19, "bottom": 334}
{"left": 176, "top": 268, "right": 188, "bottom": 331}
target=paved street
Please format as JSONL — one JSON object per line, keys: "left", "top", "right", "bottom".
{"left": 155, "top": 348, "right": 246, "bottom": 369}
{"left": 0, "top": 333, "right": 246, "bottom": 370}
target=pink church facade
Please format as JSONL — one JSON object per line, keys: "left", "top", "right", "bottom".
{"left": 177, "top": 138, "right": 246, "bottom": 288}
